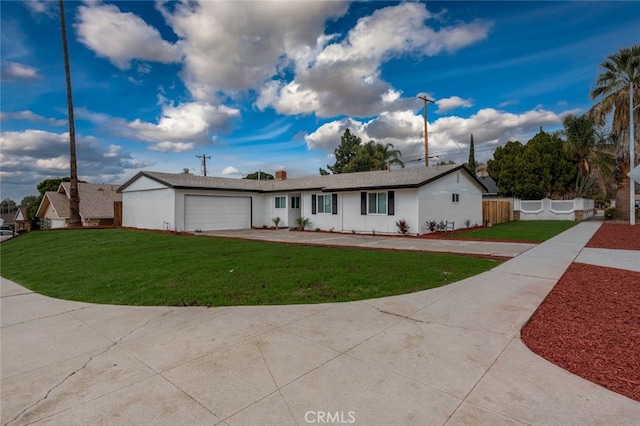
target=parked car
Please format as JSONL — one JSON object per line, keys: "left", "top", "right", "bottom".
{"left": 0, "top": 229, "right": 12, "bottom": 236}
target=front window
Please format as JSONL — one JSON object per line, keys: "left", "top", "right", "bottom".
{"left": 318, "top": 195, "right": 332, "bottom": 213}
{"left": 452, "top": 193, "right": 460, "bottom": 203}
{"left": 275, "top": 196, "right": 286, "bottom": 208}
{"left": 291, "top": 196, "right": 300, "bottom": 209}
{"left": 368, "top": 192, "right": 387, "bottom": 214}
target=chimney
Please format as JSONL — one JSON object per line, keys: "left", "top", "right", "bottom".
{"left": 275, "top": 169, "right": 287, "bottom": 180}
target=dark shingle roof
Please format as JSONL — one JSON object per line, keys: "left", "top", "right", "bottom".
{"left": 120, "top": 164, "right": 487, "bottom": 193}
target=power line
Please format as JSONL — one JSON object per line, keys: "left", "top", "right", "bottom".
{"left": 196, "top": 153, "right": 211, "bottom": 176}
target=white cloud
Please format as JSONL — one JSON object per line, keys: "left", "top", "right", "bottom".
{"left": 222, "top": 166, "right": 240, "bottom": 176}
{"left": 127, "top": 101, "right": 240, "bottom": 145}
{"left": 75, "top": 2, "right": 181, "bottom": 70}
{"left": 258, "top": 3, "right": 492, "bottom": 118}
{"left": 149, "top": 142, "right": 194, "bottom": 153}
{"left": 305, "top": 107, "right": 568, "bottom": 164}
{"left": 0, "top": 110, "right": 66, "bottom": 126}
{"left": 0, "top": 61, "right": 41, "bottom": 81}
{"left": 0, "top": 129, "right": 150, "bottom": 195}
{"left": 158, "top": 0, "right": 348, "bottom": 101}
{"left": 23, "top": 0, "right": 56, "bottom": 16}
{"left": 435, "top": 96, "right": 474, "bottom": 113}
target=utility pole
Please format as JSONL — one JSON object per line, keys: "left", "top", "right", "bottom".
{"left": 418, "top": 95, "right": 434, "bottom": 167}
{"left": 196, "top": 153, "right": 211, "bottom": 176}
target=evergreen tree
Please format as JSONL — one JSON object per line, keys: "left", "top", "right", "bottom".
{"left": 467, "top": 134, "right": 477, "bottom": 175}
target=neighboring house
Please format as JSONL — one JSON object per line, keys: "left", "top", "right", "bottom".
{"left": 14, "top": 207, "right": 31, "bottom": 233}
{"left": 35, "top": 182, "right": 122, "bottom": 228}
{"left": 118, "top": 165, "right": 487, "bottom": 235}
{"left": 477, "top": 176, "right": 499, "bottom": 197}
{"left": 0, "top": 212, "right": 15, "bottom": 228}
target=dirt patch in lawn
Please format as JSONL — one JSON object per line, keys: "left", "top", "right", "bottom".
{"left": 586, "top": 223, "right": 640, "bottom": 250}
{"left": 521, "top": 262, "right": 640, "bottom": 402}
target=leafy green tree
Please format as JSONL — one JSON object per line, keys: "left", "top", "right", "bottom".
{"left": 466, "top": 134, "right": 477, "bottom": 175}
{"left": 323, "top": 129, "right": 404, "bottom": 174}
{"left": 326, "top": 129, "right": 362, "bottom": 174}
{"left": 488, "top": 131, "right": 578, "bottom": 199}
{"left": 20, "top": 195, "right": 38, "bottom": 207}
{"left": 1, "top": 198, "right": 17, "bottom": 214}
{"left": 589, "top": 44, "right": 640, "bottom": 220}
{"left": 344, "top": 141, "right": 403, "bottom": 173}
{"left": 243, "top": 171, "right": 274, "bottom": 180}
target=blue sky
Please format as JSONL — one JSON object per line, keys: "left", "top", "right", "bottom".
{"left": 1, "top": 1, "right": 639, "bottom": 202}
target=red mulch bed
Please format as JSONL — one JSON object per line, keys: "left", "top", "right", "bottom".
{"left": 586, "top": 223, "right": 640, "bottom": 250}
{"left": 521, "top": 262, "right": 640, "bottom": 402}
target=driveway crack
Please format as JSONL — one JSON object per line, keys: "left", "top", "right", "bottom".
{"left": 5, "top": 309, "right": 176, "bottom": 426}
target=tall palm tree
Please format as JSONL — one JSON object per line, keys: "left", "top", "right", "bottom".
{"left": 590, "top": 44, "right": 640, "bottom": 220}
{"left": 59, "top": 0, "right": 81, "bottom": 226}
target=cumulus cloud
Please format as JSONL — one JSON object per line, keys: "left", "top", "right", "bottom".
{"left": 305, "top": 107, "right": 568, "bottom": 163}
{"left": 258, "top": 3, "right": 492, "bottom": 118}
{"left": 127, "top": 101, "right": 240, "bottom": 144}
{"left": 158, "top": 0, "right": 348, "bottom": 101}
{"left": 0, "top": 62, "right": 41, "bottom": 81}
{"left": 149, "top": 142, "right": 194, "bottom": 153}
{"left": 75, "top": 2, "right": 181, "bottom": 70}
{"left": 222, "top": 166, "right": 240, "bottom": 176}
{"left": 23, "top": 0, "right": 56, "bottom": 15}
{"left": 0, "top": 129, "right": 150, "bottom": 196}
{"left": 0, "top": 110, "right": 66, "bottom": 126}
{"left": 435, "top": 96, "right": 474, "bottom": 113}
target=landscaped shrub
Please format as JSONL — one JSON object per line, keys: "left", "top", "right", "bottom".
{"left": 295, "top": 216, "right": 311, "bottom": 230}
{"left": 426, "top": 220, "right": 438, "bottom": 233}
{"left": 396, "top": 219, "right": 410, "bottom": 236}
{"left": 272, "top": 217, "right": 281, "bottom": 229}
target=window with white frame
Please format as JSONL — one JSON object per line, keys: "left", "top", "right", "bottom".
{"left": 317, "top": 194, "right": 332, "bottom": 213}
{"left": 291, "top": 196, "right": 300, "bottom": 209}
{"left": 368, "top": 192, "right": 387, "bottom": 214}
{"left": 452, "top": 193, "right": 460, "bottom": 203}
{"left": 275, "top": 196, "right": 286, "bottom": 208}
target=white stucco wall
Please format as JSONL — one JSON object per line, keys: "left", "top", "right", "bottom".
{"left": 417, "top": 171, "right": 483, "bottom": 233}
{"left": 121, "top": 187, "right": 175, "bottom": 230}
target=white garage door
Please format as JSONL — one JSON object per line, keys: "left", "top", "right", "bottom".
{"left": 184, "top": 195, "right": 251, "bottom": 231}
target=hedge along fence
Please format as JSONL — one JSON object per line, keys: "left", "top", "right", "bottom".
{"left": 514, "top": 198, "right": 595, "bottom": 221}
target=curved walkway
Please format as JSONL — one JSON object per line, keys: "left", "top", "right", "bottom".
{"left": 2, "top": 222, "right": 639, "bottom": 425}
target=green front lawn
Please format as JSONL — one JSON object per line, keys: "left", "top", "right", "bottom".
{"left": 449, "top": 220, "right": 578, "bottom": 242}
{"left": 0, "top": 229, "right": 500, "bottom": 306}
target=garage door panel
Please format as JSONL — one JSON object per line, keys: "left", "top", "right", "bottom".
{"left": 185, "top": 196, "right": 251, "bottom": 231}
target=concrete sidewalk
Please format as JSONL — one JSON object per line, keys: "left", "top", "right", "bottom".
{"left": 203, "top": 228, "right": 536, "bottom": 258}
{"left": 2, "top": 222, "right": 639, "bottom": 425}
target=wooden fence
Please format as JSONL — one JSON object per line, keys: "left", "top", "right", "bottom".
{"left": 113, "top": 201, "right": 122, "bottom": 226}
{"left": 482, "top": 200, "right": 511, "bottom": 225}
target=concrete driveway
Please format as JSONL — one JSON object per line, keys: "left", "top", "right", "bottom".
{"left": 2, "top": 222, "right": 639, "bottom": 425}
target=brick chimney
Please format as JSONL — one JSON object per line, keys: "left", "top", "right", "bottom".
{"left": 275, "top": 169, "right": 287, "bottom": 180}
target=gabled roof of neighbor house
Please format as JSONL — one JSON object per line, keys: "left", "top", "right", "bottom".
{"left": 35, "top": 182, "right": 122, "bottom": 219}
{"left": 477, "top": 176, "right": 499, "bottom": 196}
{"left": 0, "top": 212, "right": 15, "bottom": 226}
{"left": 60, "top": 182, "right": 122, "bottom": 219}
{"left": 119, "top": 164, "right": 487, "bottom": 194}
{"left": 36, "top": 191, "right": 70, "bottom": 219}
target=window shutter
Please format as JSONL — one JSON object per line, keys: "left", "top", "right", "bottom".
{"left": 388, "top": 191, "right": 395, "bottom": 215}
{"left": 311, "top": 194, "right": 316, "bottom": 214}
{"left": 361, "top": 192, "right": 367, "bottom": 215}
{"left": 332, "top": 193, "right": 338, "bottom": 215}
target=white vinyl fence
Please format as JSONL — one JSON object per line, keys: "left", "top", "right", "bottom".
{"left": 514, "top": 198, "right": 595, "bottom": 221}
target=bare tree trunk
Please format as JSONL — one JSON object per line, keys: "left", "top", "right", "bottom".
{"left": 615, "top": 162, "right": 631, "bottom": 221}
{"left": 59, "top": 0, "right": 81, "bottom": 226}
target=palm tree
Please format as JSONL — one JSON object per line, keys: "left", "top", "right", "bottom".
{"left": 59, "top": 0, "right": 81, "bottom": 226}
{"left": 344, "top": 141, "right": 404, "bottom": 172}
{"left": 562, "top": 114, "right": 616, "bottom": 198}
{"left": 590, "top": 44, "right": 640, "bottom": 220}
